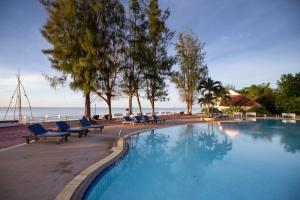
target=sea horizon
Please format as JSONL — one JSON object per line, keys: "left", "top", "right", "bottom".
{"left": 0, "top": 106, "right": 200, "bottom": 120}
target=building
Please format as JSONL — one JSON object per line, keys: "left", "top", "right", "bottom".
{"left": 215, "top": 90, "right": 261, "bottom": 111}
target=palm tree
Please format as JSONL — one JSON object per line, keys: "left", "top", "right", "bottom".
{"left": 198, "top": 77, "right": 227, "bottom": 117}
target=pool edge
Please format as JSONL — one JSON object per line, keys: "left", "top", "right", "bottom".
{"left": 55, "top": 128, "right": 157, "bottom": 200}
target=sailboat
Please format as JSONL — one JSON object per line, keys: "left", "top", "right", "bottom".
{"left": 2, "top": 70, "right": 33, "bottom": 124}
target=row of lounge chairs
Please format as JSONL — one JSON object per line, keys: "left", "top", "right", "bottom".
{"left": 25, "top": 118, "right": 104, "bottom": 144}
{"left": 122, "top": 115, "right": 166, "bottom": 126}
{"left": 25, "top": 115, "right": 166, "bottom": 144}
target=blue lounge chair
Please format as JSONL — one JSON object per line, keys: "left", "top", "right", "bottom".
{"left": 56, "top": 121, "right": 88, "bottom": 137}
{"left": 143, "top": 115, "right": 154, "bottom": 124}
{"left": 152, "top": 114, "right": 166, "bottom": 124}
{"left": 79, "top": 118, "right": 104, "bottom": 133}
{"left": 26, "top": 123, "right": 70, "bottom": 144}
{"left": 122, "top": 116, "right": 140, "bottom": 126}
{"left": 133, "top": 116, "right": 145, "bottom": 125}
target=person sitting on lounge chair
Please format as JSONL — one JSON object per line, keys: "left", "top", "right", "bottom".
{"left": 152, "top": 114, "right": 166, "bottom": 124}
{"left": 79, "top": 118, "right": 104, "bottom": 133}
{"left": 56, "top": 121, "right": 88, "bottom": 138}
{"left": 26, "top": 123, "right": 70, "bottom": 144}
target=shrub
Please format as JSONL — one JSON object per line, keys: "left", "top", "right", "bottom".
{"left": 223, "top": 106, "right": 243, "bottom": 115}
{"left": 201, "top": 107, "right": 222, "bottom": 115}
{"left": 246, "top": 106, "right": 271, "bottom": 115}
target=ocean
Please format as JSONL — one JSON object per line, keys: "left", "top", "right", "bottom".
{"left": 0, "top": 107, "right": 191, "bottom": 120}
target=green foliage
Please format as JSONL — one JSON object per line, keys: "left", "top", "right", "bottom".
{"left": 237, "top": 73, "right": 300, "bottom": 114}
{"left": 198, "top": 77, "right": 228, "bottom": 117}
{"left": 171, "top": 30, "right": 208, "bottom": 114}
{"left": 144, "top": 0, "right": 175, "bottom": 113}
{"left": 277, "top": 73, "right": 300, "bottom": 97}
{"left": 40, "top": 0, "right": 126, "bottom": 119}
{"left": 40, "top": 0, "right": 100, "bottom": 118}
{"left": 246, "top": 106, "right": 271, "bottom": 115}
{"left": 275, "top": 72, "right": 300, "bottom": 114}
{"left": 121, "top": 0, "right": 148, "bottom": 114}
{"left": 222, "top": 106, "right": 243, "bottom": 115}
{"left": 201, "top": 107, "right": 221, "bottom": 115}
{"left": 238, "top": 83, "right": 277, "bottom": 113}
{"left": 91, "top": 0, "right": 126, "bottom": 119}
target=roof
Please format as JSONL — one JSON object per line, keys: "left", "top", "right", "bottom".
{"left": 219, "top": 90, "right": 261, "bottom": 107}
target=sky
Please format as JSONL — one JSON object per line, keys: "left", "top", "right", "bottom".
{"left": 0, "top": 0, "right": 299, "bottom": 108}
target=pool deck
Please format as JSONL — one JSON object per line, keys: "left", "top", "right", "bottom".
{"left": 0, "top": 117, "right": 202, "bottom": 200}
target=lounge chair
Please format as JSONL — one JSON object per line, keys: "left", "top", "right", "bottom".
{"left": 56, "top": 121, "right": 88, "bottom": 138}
{"left": 152, "top": 114, "right": 166, "bottom": 124}
{"left": 79, "top": 118, "right": 104, "bottom": 133}
{"left": 133, "top": 116, "right": 144, "bottom": 125}
{"left": 143, "top": 115, "right": 154, "bottom": 124}
{"left": 122, "top": 116, "right": 141, "bottom": 126}
{"left": 26, "top": 123, "right": 70, "bottom": 144}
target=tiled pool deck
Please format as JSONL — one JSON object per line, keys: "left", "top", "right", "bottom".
{"left": 0, "top": 117, "right": 201, "bottom": 200}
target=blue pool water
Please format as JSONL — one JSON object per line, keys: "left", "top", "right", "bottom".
{"left": 85, "top": 120, "right": 300, "bottom": 200}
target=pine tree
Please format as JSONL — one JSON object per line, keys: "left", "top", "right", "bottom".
{"left": 40, "top": 0, "right": 99, "bottom": 119}
{"left": 172, "top": 30, "right": 208, "bottom": 114}
{"left": 144, "top": 0, "right": 174, "bottom": 114}
{"left": 41, "top": 0, "right": 126, "bottom": 120}
{"left": 122, "top": 0, "right": 148, "bottom": 115}
{"left": 92, "top": 0, "right": 126, "bottom": 119}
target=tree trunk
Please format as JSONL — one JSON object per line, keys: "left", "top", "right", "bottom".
{"left": 150, "top": 99, "right": 155, "bottom": 115}
{"left": 207, "top": 106, "right": 210, "bottom": 117}
{"left": 136, "top": 91, "right": 143, "bottom": 116}
{"left": 84, "top": 92, "right": 91, "bottom": 120}
{"left": 107, "top": 97, "right": 113, "bottom": 120}
{"left": 187, "top": 100, "right": 193, "bottom": 115}
{"left": 128, "top": 94, "right": 133, "bottom": 115}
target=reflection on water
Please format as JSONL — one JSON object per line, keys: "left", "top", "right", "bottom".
{"left": 282, "top": 119, "right": 296, "bottom": 124}
{"left": 85, "top": 125, "right": 232, "bottom": 200}
{"left": 217, "top": 119, "right": 300, "bottom": 153}
{"left": 218, "top": 124, "right": 240, "bottom": 138}
{"left": 85, "top": 121, "right": 300, "bottom": 200}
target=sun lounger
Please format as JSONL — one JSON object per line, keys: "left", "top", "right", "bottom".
{"left": 56, "top": 121, "right": 88, "bottom": 137}
{"left": 122, "top": 116, "right": 140, "bottom": 126}
{"left": 246, "top": 112, "right": 256, "bottom": 118}
{"left": 26, "top": 123, "right": 70, "bottom": 144}
{"left": 142, "top": 115, "right": 154, "bottom": 124}
{"left": 79, "top": 118, "right": 104, "bottom": 133}
{"left": 133, "top": 116, "right": 144, "bottom": 125}
{"left": 282, "top": 113, "right": 296, "bottom": 119}
{"left": 152, "top": 114, "right": 166, "bottom": 124}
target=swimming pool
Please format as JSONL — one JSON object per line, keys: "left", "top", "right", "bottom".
{"left": 84, "top": 119, "right": 300, "bottom": 200}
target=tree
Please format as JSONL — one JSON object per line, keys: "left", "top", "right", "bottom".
{"left": 144, "top": 0, "right": 175, "bottom": 114}
{"left": 275, "top": 72, "right": 300, "bottom": 114}
{"left": 122, "top": 0, "right": 148, "bottom": 115}
{"left": 198, "top": 77, "right": 227, "bottom": 117}
{"left": 40, "top": 0, "right": 99, "bottom": 119}
{"left": 171, "top": 30, "right": 208, "bottom": 114}
{"left": 277, "top": 73, "right": 300, "bottom": 97}
{"left": 91, "top": 0, "right": 126, "bottom": 119}
{"left": 238, "top": 83, "right": 277, "bottom": 113}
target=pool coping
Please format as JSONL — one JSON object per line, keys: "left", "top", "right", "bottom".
{"left": 55, "top": 118, "right": 299, "bottom": 200}
{"left": 55, "top": 128, "right": 157, "bottom": 200}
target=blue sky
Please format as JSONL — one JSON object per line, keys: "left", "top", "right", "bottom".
{"left": 0, "top": 0, "right": 299, "bottom": 108}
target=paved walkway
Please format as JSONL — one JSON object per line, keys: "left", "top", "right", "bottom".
{"left": 0, "top": 118, "right": 201, "bottom": 200}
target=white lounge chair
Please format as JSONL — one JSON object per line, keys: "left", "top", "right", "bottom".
{"left": 282, "top": 113, "right": 296, "bottom": 119}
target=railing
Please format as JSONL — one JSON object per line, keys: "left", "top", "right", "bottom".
{"left": 19, "top": 115, "right": 81, "bottom": 124}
